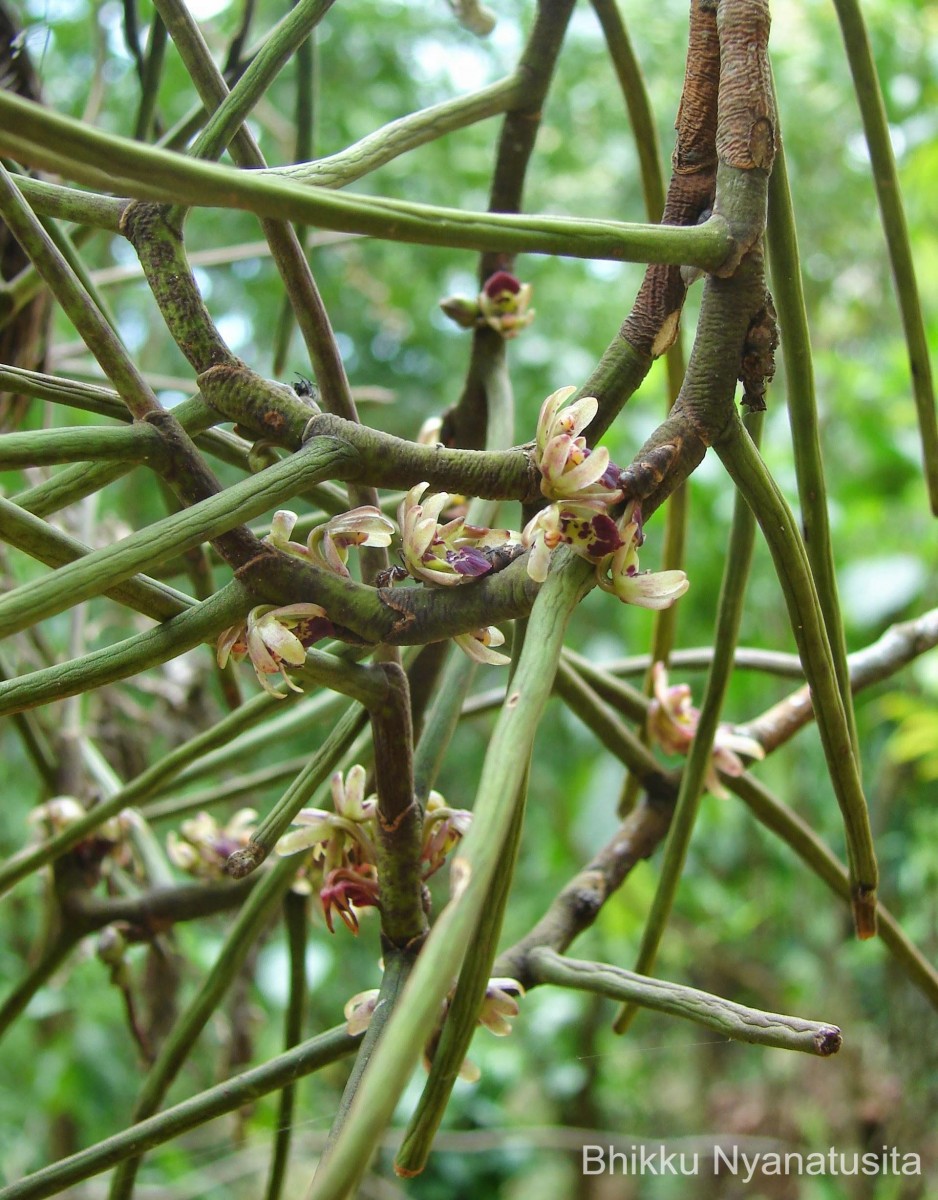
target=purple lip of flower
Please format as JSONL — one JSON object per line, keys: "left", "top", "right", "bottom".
{"left": 483, "top": 270, "right": 521, "bottom": 298}
{"left": 585, "top": 513, "right": 624, "bottom": 557}
{"left": 446, "top": 547, "right": 495, "bottom": 577}
{"left": 600, "top": 461, "right": 623, "bottom": 491}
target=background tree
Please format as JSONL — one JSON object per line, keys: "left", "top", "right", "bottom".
{"left": 0, "top": 0, "right": 935, "bottom": 1197}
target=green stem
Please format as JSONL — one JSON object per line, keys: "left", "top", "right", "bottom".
{"left": 614, "top": 413, "right": 762, "bottom": 1034}
{"left": 13, "top": 461, "right": 136, "bottom": 520}
{"left": 0, "top": 366, "right": 129, "bottom": 418}
{"left": 590, "top": 0, "right": 664, "bottom": 221}
{"left": 161, "top": 689, "right": 346, "bottom": 793}
{"left": 107, "top": 854, "right": 302, "bottom": 1200}
{"left": 412, "top": 652, "right": 476, "bottom": 802}
{"left": 830, "top": 0, "right": 938, "bottom": 515}
{"left": 554, "top": 661, "right": 666, "bottom": 783}
{"left": 133, "top": 13, "right": 168, "bottom": 141}
{"left": 275, "top": 74, "right": 523, "bottom": 190}
{"left": 0, "top": 163, "right": 159, "bottom": 419}
{"left": 593, "top": 0, "right": 688, "bottom": 815}
{"left": 561, "top": 647, "right": 652, "bottom": 723}
{"left": 729, "top": 772, "right": 938, "bottom": 1012}
{"left": 0, "top": 651, "right": 58, "bottom": 790}
{"left": 395, "top": 766, "right": 529, "bottom": 1178}
{"left": 0, "top": 438, "right": 356, "bottom": 640}
{"left": 11, "top": 176, "right": 125, "bottom": 230}
{"left": 714, "top": 419, "right": 878, "bottom": 935}
{"left": 0, "top": 1025, "right": 358, "bottom": 1200}
{"left": 0, "top": 668, "right": 289, "bottom": 896}
{"left": 0, "top": 581, "right": 249, "bottom": 720}
{"left": 319, "top": 947, "right": 414, "bottom": 1165}
{"left": 0, "top": 93, "right": 734, "bottom": 267}
{"left": 33, "top": 210, "right": 121, "bottom": 333}
{"left": 186, "top": 0, "right": 336, "bottom": 164}
{"left": 0, "top": 932, "right": 81, "bottom": 1041}
{"left": 148, "top": 0, "right": 364, "bottom": 435}
{"left": 262, "top": 890, "right": 309, "bottom": 1200}
{"left": 447, "top": 0, "right": 574, "bottom": 451}
{"left": 0, "top": 422, "right": 160, "bottom": 467}
{"left": 308, "top": 552, "right": 593, "bottom": 1200}
{"left": 300, "top": 412, "right": 539, "bottom": 499}
{"left": 766, "top": 104, "right": 857, "bottom": 755}
{"left": 143, "top": 756, "right": 312, "bottom": 822}
{"left": 531, "top": 949, "right": 841, "bottom": 1056}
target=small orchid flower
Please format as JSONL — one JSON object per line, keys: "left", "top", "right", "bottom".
{"left": 449, "top": 0, "right": 497, "bottom": 37}
{"left": 707, "top": 727, "right": 766, "bottom": 798}
{"left": 276, "top": 766, "right": 384, "bottom": 932}
{"left": 29, "top": 795, "right": 88, "bottom": 835}
{"left": 264, "top": 509, "right": 310, "bottom": 559}
{"left": 647, "top": 661, "right": 698, "bottom": 755}
{"left": 275, "top": 765, "right": 378, "bottom": 867}
{"left": 266, "top": 507, "right": 395, "bottom": 577}
{"left": 535, "top": 387, "right": 622, "bottom": 504}
{"left": 398, "top": 483, "right": 520, "bottom": 587}
{"left": 439, "top": 294, "right": 483, "bottom": 329}
{"left": 478, "top": 271, "right": 534, "bottom": 338}
{"left": 478, "top": 978, "right": 525, "bottom": 1036}
{"left": 522, "top": 501, "right": 624, "bottom": 583}
{"left": 421, "top": 791, "right": 473, "bottom": 876}
{"left": 435, "top": 976, "right": 526, "bottom": 1082}
{"left": 277, "top": 769, "right": 468, "bottom": 932}
{"left": 344, "top": 989, "right": 380, "bottom": 1036}
{"left": 596, "top": 504, "right": 689, "bottom": 609}
{"left": 167, "top": 809, "right": 258, "bottom": 880}
{"left": 536, "top": 386, "right": 596, "bottom": 455}
{"left": 29, "top": 796, "right": 131, "bottom": 846}
{"left": 417, "top": 415, "right": 444, "bottom": 445}
{"left": 399, "top": 483, "right": 462, "bottom": 585}
{"left": 647, "top": 662, "right": 765, "bottom": 797}
{"left": 319, "top": 864, "right": 380, "bottom": 933}
{"left": 217, "top": 603, "right": 334, "bottom": 697}
{"left": 305, "top": 507, "right": 395, "bottom": 577}
{"left": 29, "top": 797, "right": 131, "bottom": 884}
{"left": 454, "top": 625, "right": 511, "bottom": 666}
{"left": 439, "top": 271, "right": 533, "bottom": 337}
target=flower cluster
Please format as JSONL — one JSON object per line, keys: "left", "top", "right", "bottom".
{"left": 275, "top": 767, "right": 471, "bottom": 934}
{"left": 439, "top": 270, "right": 534, "bottom": 339}
{"left": 217, "top": 507, "right": 394, "bottom": 697}
{"left": 535, "top": 386, "right": 621, "bottom": 503}
{"left": 647, "top": 662, "right": 765, "bottom": 797}
{"left": 523, "top": 387, "right": 689, "bottom": 609}
{"left": 29, "top": 796, "right": 133, "bottom": 885}
{"left": 344, "top": 976, "right": 524, "bottom": 1081}
{"left": 218, "top": 381, "right": 689, "bottom": 698}
{"left": 397, "top": 482, "right": 519, "bottom": 663}
{"left": 398, "top": 484, "right": 517, "bottom": 588}
{"left": 166, "top": 809, "right": 258, "bottom": 880}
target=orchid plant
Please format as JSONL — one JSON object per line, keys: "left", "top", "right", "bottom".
{"left": 274, "top": 766, "right": 471, "bottom": 934}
